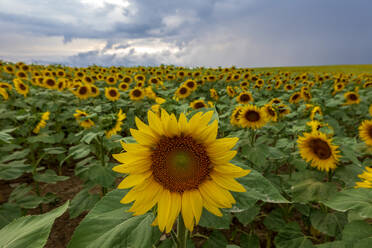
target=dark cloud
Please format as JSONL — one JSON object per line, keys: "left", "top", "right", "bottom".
{"left": 0, "top": 0, "right": 371, "bottom": 67}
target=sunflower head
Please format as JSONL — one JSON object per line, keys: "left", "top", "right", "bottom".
{"left": 190, "top": 99, "right": 207, "bottom": 110}
{"left": 359, "top": 120, "right": 372, "bottom": 146}
{"left": 297, "top": 131, "right": 340, "bottom": 172}
{"left": 112, "top": 110, "right": 250, "bottom": 233}
{"left": 105, "top": 87, "right": 120, "bottom": 101}
{"left": 236, "top": 91, "right": 253, "bottom": 104}
{"left": 355, "top": 167, "right": 372, "bottom": 189}
{"left": 263, "top": 104, "right": 277, "bottom": 122}
{"left": 344, "top": 91, "right": 360, "bottom": 105}
{"left": 175, "top": 86, "right": 191, "bottom": 99}
{"left": 239, "top": 104, "right": 268, "bottom": 129}
{"left": 130, "top": 87, "right": 145, "bottom": 101}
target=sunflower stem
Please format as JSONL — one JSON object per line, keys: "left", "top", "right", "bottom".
{"left": 177, "top": 215, "right": 188, "bottom": 248}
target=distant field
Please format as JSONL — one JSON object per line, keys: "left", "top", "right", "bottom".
{"left": 254, "top": 64, "right": 372, "bottom": 73}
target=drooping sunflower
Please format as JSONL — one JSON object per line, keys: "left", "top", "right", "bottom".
{"left": 289, "top": 92, "right": 302, "bottom": 104}
{"left": 310, "top": 106, "right": 322, "bottom": 120}
{"left": 89, "top": 85, "right": 100, "bottom": 97}
{"left": 0, "top": 87, "right": 9, "bottom": 100}
{"left": 344, "top": 91, "right": 360, "bottom": 105}
{"left": 0, "top": 82, "right": 12, "bottom": 91}
{"left": 230, "top": 106, "right": 243, "bottom": 127}
{"left": 306, "top": 120, "right": 322, "bottom": 133}
{"left": 13, "top": 78, "right": 29, "bottom": 97}
{"left": 236, "top": 91, "right": 253, "bottom": 104}
{"left": 129, "top": 87, "right": 145, "bottom": 101}
{"left": 175, "top": 86, "right": 191, "bottom": 100}
{"left": 112, "top": 110, "right": 250, "bottom": 233}
{"left": 297, "top": 131, "right": 340, "bottom": 172}
{"left": 74, "top": 109, "right": 95, "bottom": 129}
{"left": 269, "top": 98, "right": 282, "bottom": 105}
{"left": 263, "top": 104, "right": 277, "bottom": 122}
{"left": 277, "top": 104, "right": 290, "bottom": 117}
{"left": 210, "top": 88, "right": 219, "bottom": 101}
{"left": 355, "top": 167, "right": 372, "bottom": 189}
{"left": 240, "top": 81, "right": 249, "bottom": 90}
{"left": 190, "top": 99, "right": 207, "bottom": 110}
{"left": 359, "top": 120, "right": 372, "bottom": 146}
{"left": 33, "top": 111, "right": 50, "bottom": 134}
{"left": 105, "top": 87, "right": 120, "bottom": 101}
{"left": 106, "top": 109, "right": 127, "bottom": 138}
{"left": 239, "top": 104, "right": 268, "bottom": 129}
{"left": 226, "top": 86, "right": 236, "bottom": 97}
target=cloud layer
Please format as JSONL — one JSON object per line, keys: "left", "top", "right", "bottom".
{"left": 0, "top": 0, "right": 371, "bottom": 67}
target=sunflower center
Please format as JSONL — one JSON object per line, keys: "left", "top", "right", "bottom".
{"left": 151, "top": 136, "right": 211, "bottom": 192}
{"left": 348, "top": 94, "right": 357, "bottom": 101}
{"left": 267, "top": 107, "right": 275, "bottom": 116}
{"left": 124, "top": 77, "right": 130, "bottom": 83}
{"left": 194, "top": 102, "right": 205, "bottom": 109}
{"left": 91, "top": 87, "right": 97, "bottom": 93}
{"left": 240, "top": 94, "right": 251, "bottom": 102}
{"left": 180, "top": 87, "right": 187, "bottom": 95}
{"left": 187, "top": 81, "right": 195, "bottom": 88}
{"left": 109, "top": 90, "right": 117, "bottom": 97}
{"left": 46, "top": 79, "right": 55, "bottom": 86}
{"left": 244, "top": 110, "right": 260, "bottom": 122}
{"left": 368, "top": 126, "right": 372, "bottom": 138}
{"left": 310, "top": 139, "right": 331, "bottom": 160}
{"left": 133, "top": 89, "right": 142, "bottom": 97}
{"left": 79, "top": 87, "right": 87, "bottom": 95}
{"left": 19, "top": 83, "right": 26, "bottom": 90}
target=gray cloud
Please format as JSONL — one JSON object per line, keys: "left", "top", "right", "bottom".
{"left": 0, "top": 0, "right": 371, "bottom": 67}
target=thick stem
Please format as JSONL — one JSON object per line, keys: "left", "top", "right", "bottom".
{"left": 177, "top": 216, "right": 188, "bottom": 248}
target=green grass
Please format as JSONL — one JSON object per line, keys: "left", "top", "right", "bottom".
{"left": 253, "top": 64, "right": 372, "bottom": 73}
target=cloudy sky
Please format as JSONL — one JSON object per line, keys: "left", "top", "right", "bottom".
{"left": 0, "top": 0, "right": 371, "bottom": 67}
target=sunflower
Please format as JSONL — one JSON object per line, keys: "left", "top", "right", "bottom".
{"left": 3, "top": 64, "right": 15, "bottom": 74}
{"left": 56, "top": 79, "right": 66, "bottom": 91}
{"left": 135, "top": 74, "right": 146, "bottom": 82}
{"left": 355, "top": 167, "right": 372, "bottom": 189}
{"left": 210, "top": 88, "right": 219, "bottom": 101}
{"left": 129, "top": 87, "right": 145, "bottom": 101}
{"left": 0, "top": 88, "right": 9, "bottom": 100}
{"left": 226, "top": 86, "right": 236, "bottom": 97}
{"left": 74, "top": 110, "right": 95, "bottom": 129}
{"left": 289, "top": 92, "right": 302, "bottom": 104}
{"left": 306, "top": 120, "right": 322, "bottom": 133}
{"left": 123, "top": 75, "right": 133, "bottom": 84}
{"left": 284, "top": 84, "right": 294, "bottom": 91}
{"left": 236, "top": 91, "right": 253, "bottom": 104}
{"left": 190, "top": 99, "right": 207, "bottom": 109}
{"left": 112, "top": 110, "right": 250, "bottom": 233}
{"left": 76, "top": 85, "right": 91, "bottom": 100}
{"left": 297, "top": 131, "right": 340, "bottom": 172}
{"left": 106, "top": 76, "right": 117, "bottom": 85}
{"left": 277, "top": 104, "right": 290, "bottom": 117}
{"left": 230, "top": 106, "right": 243, "bottom": 127}
{"left": 344, "top": 91, "right": 360, "bottom": 105}
{"left": 106, "top": 109, "right": 127, "bottom": 138}
{"left": 89, "top": 85, "right": 100, "bottom": 97}
{"left": 16, "top": 70, "right": 28, "bottom": 79}
{"left": 105, "top": 87, "right": 120, "bottom": 101}
{"left": 13, "top": 78, "right": 29, "bottom": 97}
{"left": 263, "top": 104, "right": 277, "bottom": 122}
{"left": 184, "top": 79, "right": 197, "bottom": 91}
{"left": 33, "top": 111, "right": 50, "bottom": 134}
{"left": 175, "top": 86, "right": 191, "bottom": 100}
{"left": 332, "top": 82, "right": 345, "bottom": 94}
{"left": 44, "top": 77, "right": 57, "bottom": 90}
{"left": 301, "top": 90, "right": 312, "bottom": 102}
{"left": 239, "top": 105, "right": 268, "bottom": 129}
{"left": 0, "top": 82, "right": 12, "bottom": 91}
{"left": 118, "top": 82, "right": 130, "bottom": 91}
{"left": 359, "top": 120, "right": 372, "bottom": 146}
{"left": 145, "top": 86, "right": 157, "bottom": 100}
{"left": 269, "top": 98, "right": 281, "bottom": 105}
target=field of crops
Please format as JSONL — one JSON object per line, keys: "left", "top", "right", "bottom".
{"left": 0, "top": 61, "right": 371, "bottom": 248}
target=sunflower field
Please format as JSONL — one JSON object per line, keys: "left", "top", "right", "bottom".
{"left": 0, "top": 61, "right": 371, "bottom": 248}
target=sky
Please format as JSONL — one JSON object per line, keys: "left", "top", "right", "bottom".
{"left": 0, "top": 0, "right": 371, "bottom": 67}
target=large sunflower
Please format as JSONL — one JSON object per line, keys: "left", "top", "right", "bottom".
{"left": 13, "top": 78, "right": 29, "bottom": 97}
{"left": 355, "top": 167, "right": 372, "bottom": 189}
{"left": 190, "top": 99, "right": 207, "bottom": 110}
{"left": 239, "top": 105, "right": 268, "bottom": 129}
{"left": 175, "top": 86, "right": 191, "bottom": 99}
{"left": 297, "top": 131, "right": 340, "bottom": 172}
{"left": 359, "top": 120, "right": 372, "bottom": 146}
{"left": 113, "top": 110, "right": 250, "bottom": 233}
{"left": 129, "top": 87, "right": 145, "bottom": 101}
{"left": 344, "top": 91, "right": 360, "bottom": 105}
{"left": 75, "top": 85, "right": 90, "bottom": 100}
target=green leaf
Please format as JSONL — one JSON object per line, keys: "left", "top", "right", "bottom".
{"left": 341, "top": 220, "right": 372, "bottom": 246}
{"left": 242, "top": 144, "right": 268, "bottom": 168}
{"left": 81, "top": 132, "right": 101, "bottom": 144}
{"left": 0, "top": 128, "right": 16, "bottom": 143}
{"left": 202, "top": 230, "right": 228, "bottom": 248}
{"left": 322, "top": 188, "right": 372, "bottom": 219}
{"left": 0, "top": 149, "right": 30, "bottom": 163}
{"left": 234, "top": 205, "right": 260, "bottom": 225}
{"left": 339, "top": 145, "right": 361, "bottom": 166}
{"left": 264, "top": 208, "right": 286, "bottom": 232}
{"left": 315, "top": 241, "right": 346, "bottom": 248}
{"left": 0, "top": 159, "right": 30, "bottom": 180}
{"left": 199, "top": 209, "right": 232, "bottom": 229}
{"left": 237, "top": 169, "right": 289, "bottom": 203}
{"left": 310, "top": 210, "right": 347, "bottom": 237}
{"left": 240, "top": 234, "right": 260, "bottom": 248}
{"left": 0, "top": 201, "right": 69, "bottom": 248}
{"left": 68, "top": 189, "right": 161, "bottom": 248}
{"left": 0, "top": 203, "right": 22, "bottom": 229}
{"left": 69, "top": 188, "right": 100, "bottom": 218}
{"left": 44, "top": 147, "right": 66, "bottom": 155}
{"left": 274, "top": 222, "right": 314, "bottom": 248}
{"left": 33, "top": 169, "right": 69, "bottom": 184}
{"left": 291, "top": 178, "right": 337, "bottom": 203}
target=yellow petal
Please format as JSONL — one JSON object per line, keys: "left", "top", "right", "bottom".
{"left": 189, "top": 190, "right": 203, "bottom": 224}
{"left": 148, "top": 110, "right": 164, "bottom": 135}
{"left": 202, "top": 198, "right": 223, "bottom": 217}
{"left": 210, "top": 171, "right": 246, "bottom": 192}
{"left": 213, "top": 164, "right": 251, "bottom": 178}
{"left": 200, "top": 181, "right": 233, "bottom": 208}
{"left": 210, "top": 150, "right": 237, "bottom": 165}
{"left": 167, "top": 114, "right": 179, "bottom": 137}
{"left": 130, "top": 128, "right": 157, "bottom": 146}
{"left": 120, "top": 188, "right": 138, "bottom": 204}
{"left": 181, "top": 191, "right": 194, "bottom": 231}
{"left": 158, "top": 189, "right": 172, "bottom": 232}
{"left": 117, "top": 171, "right": 152, "bottom": 189}
{"left": 166, "top": 192, "right": 181, "bottom": 233}
{"left": 120, "top": 143, "right": 149, "bottom": 153}
{"left": 178, "top": 112, "right": 188, "bottom": 134}
{"left": 198, "top": 182, "right": 225, "bottom": 208}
